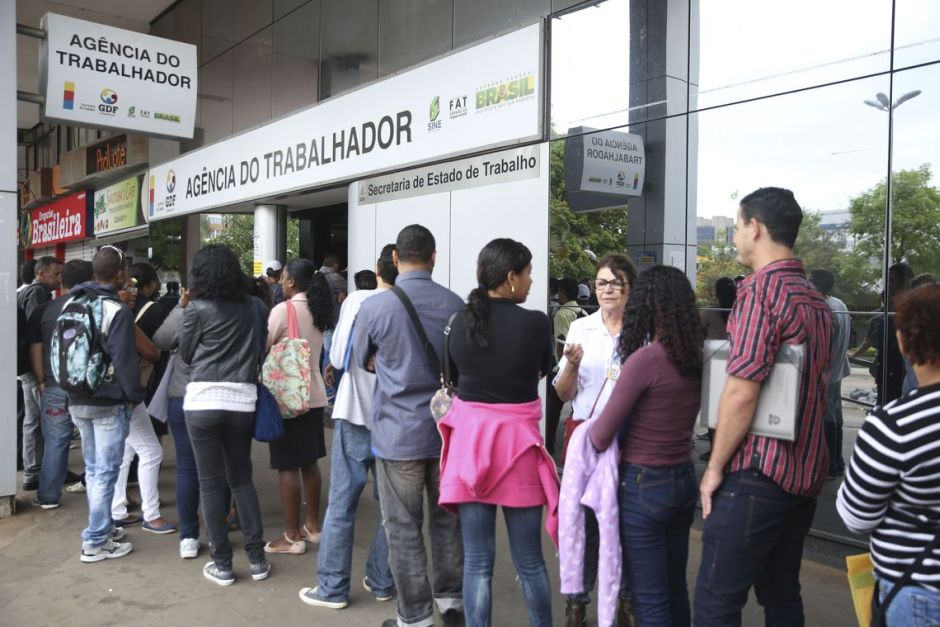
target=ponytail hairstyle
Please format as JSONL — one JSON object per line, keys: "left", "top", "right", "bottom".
{"left": 618, "top": 265, "right": 704, "bottom": 377}
{"left": 284, "top": 258, "right": 335, "bottom": 332}
{"left": 464, "top": 238, "right": 532, "bottom": 348}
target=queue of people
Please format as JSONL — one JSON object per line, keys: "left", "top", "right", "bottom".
{"left": 14, "top": 184, "right": 940, "bottom": 627}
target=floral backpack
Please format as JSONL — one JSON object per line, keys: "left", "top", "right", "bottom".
{"left": 262, "top": 301, "right": 311, "bottom": 418}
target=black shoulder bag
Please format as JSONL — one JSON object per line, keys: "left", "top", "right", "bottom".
{"left": 871, "top": 528, "right": 940, "bottom": 626}
{"left": 391, "top": 286, "right": 456, "bottom": 421}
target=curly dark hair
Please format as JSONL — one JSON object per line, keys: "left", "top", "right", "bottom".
{"left": 618, "top": 265, "right": 704, "bottom": 376}
{"left": 465, "top": 238, "right": 532, "bottom": 348}
{"left": 284, "top": 258, "right": 335, "bottom": 332}
{"left": 895, "top": 284, "right": 940, "bottom": 366}
{"left": 189, "top": 245, "right": 250, "bottom": 301}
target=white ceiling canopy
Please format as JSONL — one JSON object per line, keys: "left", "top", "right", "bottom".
{"left": 16, "top": 0, "right": 178, "bottom": 131}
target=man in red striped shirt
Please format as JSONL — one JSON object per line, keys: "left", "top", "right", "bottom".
{"left": 694, "top": 187, "right": 832, "bottom": 626}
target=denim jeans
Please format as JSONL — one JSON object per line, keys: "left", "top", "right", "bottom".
{"left": 37, "top": 384, "right": 73, "bottom": 504}
{"left": 619, "top": 462, "right": 696, "bottom": 627}
{"left": 568, "top": 509, "right": 600, "bottom": 604}
{"left": 823, "top": 383, "right": 844, "bottom": 473}
{"left": 167, "top": 398, "right": 199, "bottom": 540}
{"left": 693, "top": 470, "right": 816, "bottom": 627}
{"left": 459, "top": 503, "right": 552, "bottom": 627}
{"left": 19, "top": 373, "right": 43, "bottom": 484}
{"left": 316, "top": 420, "right": 394, "bottom": 600}
{"left": 71, "top": 404, "right": 131, "bottom": 550}
{"left": 186, "top": 409, "right": 265, "bottom": 570}
{"left": 878, "top": 579, "right": 940, "bottom": 626}
{"left": 377, "top": 458, "right": 463, "bottom": 627}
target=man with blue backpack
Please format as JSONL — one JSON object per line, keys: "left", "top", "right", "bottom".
{"left": 53, "top": 246, "right": 144, "bottom": 563}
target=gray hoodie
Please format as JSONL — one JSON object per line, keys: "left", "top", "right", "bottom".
{"left": 66, "top": 282, "right": 145, "bottom": 407}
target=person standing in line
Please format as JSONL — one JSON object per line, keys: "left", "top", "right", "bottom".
{"left": 300, "top": 244, "right": 398, "bottom": 610}
{"left": 18, "top": 255, "right": 63, "bottom": 491}
{"left": 27, "top": 260, "right": 93, "bottom": 508}
{"left": 264, "top": 260, "right": 285, "bottom": 305}
{"left": 698, "top": 277, "right": 738, "bottom": 463}
{"left": 591, "top": 265, "right": 704, "bottom": 627}
{"left": 16, "top": 260, "right": 38, "bottom": 472}
{"left": 553, "top": 256, "right": 637, "bottom": 627}
{"left": 67, "top": 247, "right": 143, "bottom": 562}
{"left": 179, "top": 245, "right": 270, "bottom": 586}
{"left": 355, "top": 225, "right": 464, "bottom": 627}
{"left": 809, "top": 269, "right": 851, "bottom": 479}
{"left": 110, "top": 262, "right": 176, "bottom": 534}
{"left": 319, "top": 252, "right": 348, "bottom": 402}
{"left": 837, "top": 284, "right": 940, "bottom": 626}
{"left": 151, "top": 287, "right": 203, "bottom": 559}
{"left": 438, "top": 238, "right": 558, "bottom": 627}
{"left": 694, "top": 187, "right": 832, "bottom": 626}
{"left": 548, "top": 278, "right": 586, "bottom": 461}
{"left": 263, "top": 259, "right": 333, "bottom": 554}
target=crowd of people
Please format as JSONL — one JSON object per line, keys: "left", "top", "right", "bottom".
{"left": 13, "top": 185, "right": 940, "bottom": 627}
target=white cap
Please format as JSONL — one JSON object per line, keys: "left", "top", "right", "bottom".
{"left": 577, "top": 283, "right": 591, "bottom": 301}
{"left": 264, "top": 260, "right": 282, "bottom": 274}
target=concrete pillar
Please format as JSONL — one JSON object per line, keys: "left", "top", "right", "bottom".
{"left": 626, "top": 0, "right": 698, "bottom": 278}
{"left": 252, "top": 204, "right": 286, "bottom": 276}
{"left": 1, "top": 0, "right": 18, "bottom": 516}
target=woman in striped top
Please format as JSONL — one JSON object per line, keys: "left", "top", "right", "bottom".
{"left": 837, "top": 284, "right": 940, "bottom": 625}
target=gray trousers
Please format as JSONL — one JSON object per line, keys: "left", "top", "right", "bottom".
{"left": 19, "top": 373, "right": 43, "bottom": 484}
{"left": 377, "top": 458, "right": 463, "bottom": 627}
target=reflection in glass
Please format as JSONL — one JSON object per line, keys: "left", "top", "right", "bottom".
{"left": 379, "top": 0, "right": 453, "bottom": 76}
{"left": 894, "top": 0, "right": 940, "bottom": 70}
{"left": 693, "top": 0, "right": 891, "bottom": 111}
{"left": 274, "top": 1, "right": 320, "bottom": 117}
{"left": 320, "top": 0, "right": 378, "bottom": 99}
{"left": 151, "top": 0, "right": 202, "bottom": 54}
{"left": 199, "top": 50, "right": 234, "bottom": 145}
{"left": 234, "top": 28, "right": 274, "bottom": 131}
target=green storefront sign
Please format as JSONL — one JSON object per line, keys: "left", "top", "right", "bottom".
{"left": 94, "top": 175, "right": 141, "bottom": 235}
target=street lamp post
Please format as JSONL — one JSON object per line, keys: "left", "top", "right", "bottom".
{"left": 863, "top": 90, "right": 921, "bottom": 112}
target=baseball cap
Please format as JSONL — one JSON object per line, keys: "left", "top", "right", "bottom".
{"left": 264, "top": 260, "right": 282, "bottom": 275}
{"left": 577, "top": 283, "right": 591, "bottom": 301}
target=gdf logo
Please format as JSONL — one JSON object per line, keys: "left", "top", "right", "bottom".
{"left": 165, "top": 169, "right": 177, "bottom": 208}
{"left": 99, "top": 89, "right": 119, "bottom": 114}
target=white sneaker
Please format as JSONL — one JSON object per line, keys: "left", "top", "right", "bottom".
{"left": 180, "top": 538, "right": 200, "bottom": 559}
{"left": 80, "top": 540, "right": 133, "bottom": 563}
{"left": 65, "top": 481, "right": 86, "bottom": 494}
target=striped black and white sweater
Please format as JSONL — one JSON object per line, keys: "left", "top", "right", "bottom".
{"left": 837, "top": 382, "right": 940, "bottom": 589}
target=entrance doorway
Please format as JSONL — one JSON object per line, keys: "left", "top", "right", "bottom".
{"left": 294, "top": 203, "right": 348, "bottom": 271}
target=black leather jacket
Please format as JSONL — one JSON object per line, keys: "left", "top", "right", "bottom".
{"left": 179, "top": 297, "right": 265, "bottom": 384}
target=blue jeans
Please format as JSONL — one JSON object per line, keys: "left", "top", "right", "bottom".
{"left": 37, "top": 384, "right": 73, "bottom": 504}
{"left": 167, "top": 397, "right": 200, "bottom": 540}
{"left": 878, "top": 580, "right": 940, "bottom": 626}
{"left": 693, "top": 470, "right": 816, "bottom": 627}
{"left": 316, "top": 420, "right": 394, "bottom": 600}
{"left": 458, "top": 503, "right": 552, "bottom": 627}
{"left": 620, "top": 462, "right": 696, "bottom": 627}
{"left": 19, "top": 373, "right": 43, "bottom": 483}
{"left": 71, "top": 404, "right": 131, "bottom": 550}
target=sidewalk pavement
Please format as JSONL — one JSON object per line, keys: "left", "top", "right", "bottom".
{"left": 0, "top": 426, "right": 856, "bottom": 627}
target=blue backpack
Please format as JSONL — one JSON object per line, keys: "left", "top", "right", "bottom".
{"left": 51, "top": 289, "right": 111, "bottom": 394}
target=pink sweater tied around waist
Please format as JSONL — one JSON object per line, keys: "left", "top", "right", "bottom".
{"left": 438, "top": 396, "right": 560, "bottom": 546}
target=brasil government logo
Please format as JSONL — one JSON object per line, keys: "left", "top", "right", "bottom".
{"left": 166, "top": 170, "right": 176, "bottom": 193}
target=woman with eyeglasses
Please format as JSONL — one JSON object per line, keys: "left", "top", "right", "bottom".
{"left": 554, "top": 254, "right": 637, "bottom": 627}
{"left": 591, "top": 265, "right": 704, "bottom": 627}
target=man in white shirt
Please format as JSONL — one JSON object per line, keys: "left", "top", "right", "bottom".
{"left": 299, "top": 244, "right": 398, "bottom": 610}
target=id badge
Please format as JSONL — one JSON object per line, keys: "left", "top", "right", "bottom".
{"left": 606, "top": 354, "right": 621, "bottom": 381}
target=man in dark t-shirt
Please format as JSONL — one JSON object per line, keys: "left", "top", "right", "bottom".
{"left": 27, "top": 260, "right": 93, "bottom": 508}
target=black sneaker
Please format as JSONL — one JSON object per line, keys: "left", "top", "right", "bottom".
{"left": 442, "top": 609, "right": 465, "bottom": 625}
{"left": 22, "top": 480, "right": 38, "bottom": 491}
{"left": 203, "top": 561, "right": 235, "bottom": 586}
{"left": 31, "top": 497, "right": 59, "bottom": 510}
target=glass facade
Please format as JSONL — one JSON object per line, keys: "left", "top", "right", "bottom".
{"left": 149, "top": 0, "right": 940, "bottom": 546}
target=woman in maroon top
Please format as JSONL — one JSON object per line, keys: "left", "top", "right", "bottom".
{"left": 591, "top": 265, "right": 703, "bottom": 627}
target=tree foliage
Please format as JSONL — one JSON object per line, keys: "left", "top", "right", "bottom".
{"left": 213, "top": 214, "right": 300, "bottom": 275}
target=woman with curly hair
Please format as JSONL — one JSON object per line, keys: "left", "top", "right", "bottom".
{"left": 838, "top": 284, "right": 940, "bottom": 625}
{"left": 590, "top": 265, "right": 704, "bottom": 627}
{"left": 264, "top": 258, "right": 335, "bottom": 554}
{"left": 179, "top": 244, "right": 269, "bottom": 585}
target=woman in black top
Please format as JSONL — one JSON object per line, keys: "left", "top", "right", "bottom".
{"left": 439, "top": 238, "right": 556, "bottom": 627}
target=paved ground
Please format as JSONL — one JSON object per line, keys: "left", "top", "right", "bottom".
{"left": 0, "top": 422, "right": 857, "bottom": 627}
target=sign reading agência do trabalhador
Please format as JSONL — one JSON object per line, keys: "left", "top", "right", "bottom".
{"left": 39, "top": 13, "right": 197, "bottom": 139}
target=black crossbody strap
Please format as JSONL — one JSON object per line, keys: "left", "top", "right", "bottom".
{"left": 878, "top": 527, "right": 940, "bottom": 617}
{"left": 442, "top": 311, "right": 458, "bottom": 386}
{"left": 392, "top": 286, "right": 442, "bottom": 379}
